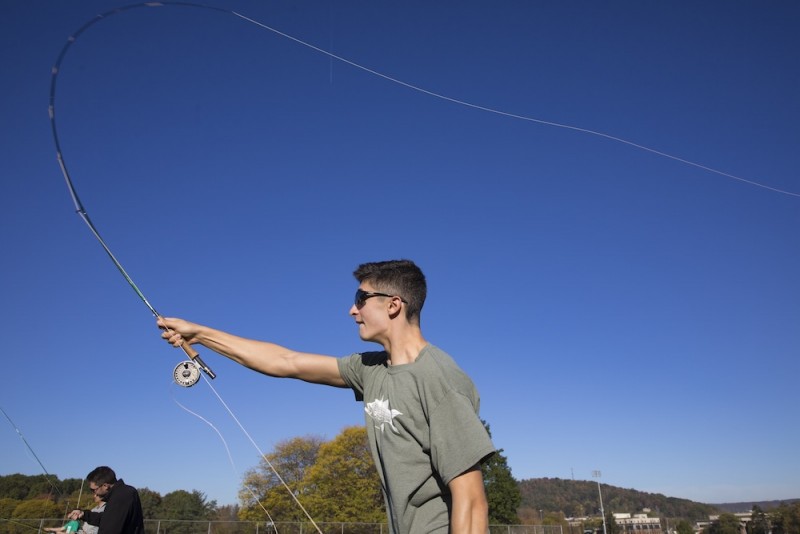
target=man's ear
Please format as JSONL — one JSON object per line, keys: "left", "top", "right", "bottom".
{"left": 387, "top": 296, "right": 404, "bottom": 319}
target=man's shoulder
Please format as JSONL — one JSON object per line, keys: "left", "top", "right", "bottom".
{"left": 110, "top": 480, "right": 139, "bottom": 499}
{"left": 421, "top": 344, "right": 462, "bottom": 370}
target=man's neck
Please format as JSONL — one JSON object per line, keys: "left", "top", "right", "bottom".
{"left": 384, "top": 328, "right": 427, "bottom": 365}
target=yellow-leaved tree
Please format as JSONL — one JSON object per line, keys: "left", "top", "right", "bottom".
{"left": 238, "top": 435, "right": 324, "bottom": 523}
{"left": 238, "top": 427, "right": 384, "bottom": 525}
{"left": 303, "top": 426, "right": 384, "bottom": 524}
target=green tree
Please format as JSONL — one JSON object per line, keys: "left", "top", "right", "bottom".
{"left": 605, "top": 511, "right": 621, "bottom": 534}
{"left": 747, "top": 506, "right": 769, "bottom": 534}
{"left": 7, "top": 499, "right": 62, "bottom": 534}
{"left": 481, "top": 422, "right": 520, "bottom": 524}
{"left": 676, "top": 519, "right": 694, "bottom": 534}
{"left": 769, "top": 502, "right": 800, "bottom": 534}
{"left": 238, "top": 435, "right": 324, "bottom": 523}
{"left": 0, "top": 498, "right": 21, "bottom": 519}
{"left": 157, "top": 490, "right": 216, "bottom": 534}
{"left": 302, "top": 426, "right": 384, "bottom": 523}
{"left": 0, "top": 498, "right": 22, "bottom": 534}
{"left": 137, "top": 487, "right": 162, "bottom": 520}
{"left": 0, "top": 475, "right": 30, "bottom": 500}
{"left": 707, "top": 513, "right": 742, "bottom": 534}
{"left": 158, "top": 490, "right": 216, "bottom": 520}
{"left": 11, "top": 499, "right": 61, "bottom": 519}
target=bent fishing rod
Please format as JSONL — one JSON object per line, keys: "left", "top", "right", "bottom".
{"left": 49, "top": 2, "right": 218, "bottom": 383}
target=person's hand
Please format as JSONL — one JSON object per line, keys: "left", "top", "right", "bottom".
{"left": 68, "top": 510, "right": 83, "bottom": 520}
{"left": 157, "top": 317, "right": 200, "bottom": 347}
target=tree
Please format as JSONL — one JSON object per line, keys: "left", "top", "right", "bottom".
{"left": 481, "top": 422, "right": 521, "bottom": 524}
{"left": 605, "top": 511, "right": 622, "bottom": 534}
{"left": 10, "top": 499, "right": 61, "bottom": 519}
{"left": 7, "top": 499, "right": 62, "bottom": 534}
{"left": 137, "top": 487, "right": 162, "bottom": 520}
{"left": 747, "top": 506, "right": 769, "bottom": 534}
{"left": 707, "top": 513, "right": 742, "bottom": 534}
{"left": 676, "top": 519, "right": 694, "bottom": 534}
{"left": 770, "top": 502, "right": 800, "bottom": 534}
{"left": 158, "top": 490, "right": 216, "bottom": 520}
{"left": 0, "top": 498, "right": 22, "bottom": 534}
{"left": 212, "top": 504, "right": 242, "bottom": 534}
{"left": 156, "top": 490, "right": 216, "bottom": 534}
{"left": 302, "top": 426, "right": 384, "bottom": 523}
{"left": 238, "top": 435, "right": 323, "bottom": 523}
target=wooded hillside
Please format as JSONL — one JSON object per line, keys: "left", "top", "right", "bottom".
{"left": 519, "top": 478, "right": 720, "bottom": 521}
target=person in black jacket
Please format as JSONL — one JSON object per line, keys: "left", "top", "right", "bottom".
{"left": 69, "top": 466, "right": 144, "bottom": 534}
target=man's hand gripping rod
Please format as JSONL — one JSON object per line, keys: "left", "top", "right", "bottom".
{"left": 159, "top": 316, "right": 216, "bottom": 380}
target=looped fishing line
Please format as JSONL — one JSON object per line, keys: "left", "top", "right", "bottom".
{"left": 172, "top": 378, "right": 324, "bottom": 533}
{"left": 169, "top": 383, "right": 282, "bottom": 531}
{"left": 170, "top": 375, "right": 323, "bottom": 533}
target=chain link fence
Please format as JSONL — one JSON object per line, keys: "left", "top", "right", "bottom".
{"left": 1, "top": 519, "right": 565, "bottom": 534}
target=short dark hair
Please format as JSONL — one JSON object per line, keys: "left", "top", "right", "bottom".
{"left": 353, "top": 259, "right": 426, "bottom": 324}
{"left": 86, "top": 466, "right": 117, "bottom": 486}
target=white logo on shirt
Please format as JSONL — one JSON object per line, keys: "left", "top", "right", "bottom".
{"left": 365, "top": 397, "right": 402, "bottom": 433}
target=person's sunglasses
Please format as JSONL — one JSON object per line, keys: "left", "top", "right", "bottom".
{"left": 89, "top": 484, "right": 107, "bottom": 494}
{"left": 354, "top": 289, "right": 407, "bottom": 308}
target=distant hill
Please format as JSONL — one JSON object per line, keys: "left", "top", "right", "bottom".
{"left": 712, "top": 500, "right": 800, "bottom": 514}
{"left": 518, "top": 478, "right": 720, "bottom": 521}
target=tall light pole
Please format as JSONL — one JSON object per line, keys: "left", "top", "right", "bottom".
{"left": 592, "top": 470, "right": 608, "bottom": 534}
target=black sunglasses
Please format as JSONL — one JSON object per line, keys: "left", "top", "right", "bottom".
{"left": 354, "top": 289, "right": 408, "bottom": 308}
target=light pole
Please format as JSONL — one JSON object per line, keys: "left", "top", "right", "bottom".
{"left": 592, "top": 470, "right": 608, "bottom": 534}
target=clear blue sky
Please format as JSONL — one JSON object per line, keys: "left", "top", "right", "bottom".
{"left": 2, "top": 0, "right": 798, "bottom": 511}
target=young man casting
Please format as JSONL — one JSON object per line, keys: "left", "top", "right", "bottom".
{"left": 158, "top": 259, "right": 494, "bottom": 534}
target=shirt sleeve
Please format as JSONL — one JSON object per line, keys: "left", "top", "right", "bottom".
{"left": 337, "top": 353, "right": 365, "bottom": 401}
{"left": 337, "top": 351, "right": 388, "bottom": 402}
{"left": 429, "top": 389, "right": 496, "bottom": 485}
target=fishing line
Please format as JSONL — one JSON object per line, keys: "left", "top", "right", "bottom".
{"left": 232, "top": 12, "right": 799, "bottom": 198}
{"left": 196, "top": 374, "right": 324, "bottom": 534}
{"left": 170, "top": 391, "right": 280, "bottom": 531}
{"left": 169, "top": 374, "right": 321, "bottom": 532}
{"left": 1, "top": 406, "right": 65, "bottom": 500}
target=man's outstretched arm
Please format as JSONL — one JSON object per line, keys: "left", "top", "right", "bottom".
{"left": 158, "top": 317, "right": 346, "bottom": 386}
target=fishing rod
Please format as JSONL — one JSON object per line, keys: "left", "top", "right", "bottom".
{"left": 1, "top": 406, "right": 65, "bottom": 500}
{"left": 48, "top": 3, "right": 796, "bottom": 387}
{"left": 48, "top": 4, "right": 217, "bottom": 383}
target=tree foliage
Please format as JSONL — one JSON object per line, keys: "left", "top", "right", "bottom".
{"left": 747, "top": 506, "right": 769, "bottom": 534}
{"left": 605, "top": 511, "right": 621, "bottom": 534}
{"left": 137, "top": 487, "right": 162, "bottom": 520}
{"left": 481, "top": 421, "right": 521, "bottom": 524}
{"left": 158, "top": 490, "right": 216, "bottom": 520}
{"left": 707, "top": 513, "right": 742, "bottom": 534}
{"left": 518, "top": 477, "right": 720, "bottom": 522}
{"left": 238, "top": 434, "right": 324, "bottom": 523}
{"left": 239, "top": 428, "right": 384, "bottom": 524}
{"left": 676, "top": 519, "right": 694, "bottom": 534}
{"left": 303, "top": 426, "right": 384, "bottom": 523}
{"left": 769, "top": 502, "right": 800, "bottom": 534}
{"left": 10, "top": 499, "right": 61, "bottom": 520}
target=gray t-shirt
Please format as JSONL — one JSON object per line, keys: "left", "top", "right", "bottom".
{"left": 80, "top": 502, "right": 105, "bottom": 534}
{"left": 338, "top": 344, "right": 495, "bottom": 534}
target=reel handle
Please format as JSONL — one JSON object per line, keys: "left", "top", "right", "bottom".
{"left": 181, "top": 343, "right": 216, "bottom": 379}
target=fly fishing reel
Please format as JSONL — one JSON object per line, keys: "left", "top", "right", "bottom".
{"left": 173, "top": 360, "right": 202, "bottom": 387}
